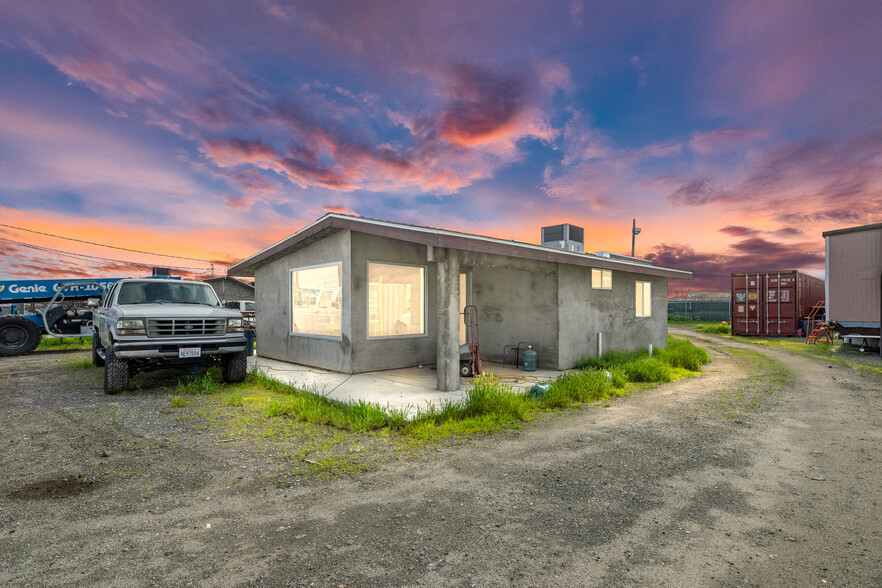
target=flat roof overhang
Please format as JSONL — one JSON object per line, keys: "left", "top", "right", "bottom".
{"left": 822, "top": 222, "right": 882, "bottom": 238}
{"left": 227, "top": 214, "right": 693, "bottom": 280}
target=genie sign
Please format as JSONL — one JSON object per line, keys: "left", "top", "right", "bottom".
{"left": 0, "top": 279, "right": 122, "bottom": 301}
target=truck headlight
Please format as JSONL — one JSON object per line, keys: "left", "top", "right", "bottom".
{"left": 116, "top": 318, "right": 145, "bottom": 335}
{"left": 227, "top": 318, "right": 244, "bottom": 332}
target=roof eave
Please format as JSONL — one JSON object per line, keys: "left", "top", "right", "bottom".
{"left": 227, "top": 213, "right": 693, "bottom": 280}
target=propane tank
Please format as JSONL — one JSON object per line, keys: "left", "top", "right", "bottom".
{"left": 522, "top": 345, "right": 537, "bottom": 371}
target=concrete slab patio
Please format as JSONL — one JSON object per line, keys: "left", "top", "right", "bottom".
{"left": 247, "top": 354, "right": 561, "bottom": 413}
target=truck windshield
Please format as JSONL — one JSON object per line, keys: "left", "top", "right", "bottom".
{"left": 116, "top": 282, "right": 219, "bottom": 305}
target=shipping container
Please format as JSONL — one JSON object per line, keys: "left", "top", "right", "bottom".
{"left": 731, "top": 271, "right": 825, "bottom": 336}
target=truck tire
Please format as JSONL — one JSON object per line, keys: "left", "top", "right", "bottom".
{"left": 91, "top": 334, "right": 105, "bottom": 367}
{"left": 221, "top": 351, "right": 247, "bottom": 383}
{"left": 103, "top": 346, "right": 129, "bottom": 394}
{"left": 0, "top": 316, "right": 41, "bottom": 357}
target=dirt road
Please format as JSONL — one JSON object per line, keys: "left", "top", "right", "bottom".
{"left": 1, "top": 331, "right": 880, "bottom": 587}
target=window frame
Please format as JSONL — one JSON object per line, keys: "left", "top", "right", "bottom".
{"left": 288, "top": 261, "right": 343, "bottom": 340}
{"left": 366, "top": 260, "right": 428, "bottom": 340}
{"left": 636, "top": 281, "right": 652, "bottom": 318}
{"left": 591, "top": 268, "right": 612, "bottom": 290}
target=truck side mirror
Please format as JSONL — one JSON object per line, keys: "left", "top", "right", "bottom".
{"left": 87, "top": 298, "right": 100, "bottom": 308}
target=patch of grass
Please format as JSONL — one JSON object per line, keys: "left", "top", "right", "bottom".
{"left": 257, "top": 338, "right": 710, "bottom": 439}
{"left": 621, "top": 356, "right": 673, "bottom": 383}
{"left": 302, "top": 455, "right": 369, "bottom": 477}
{"left": 655, "top": 336, "right": 712, "bottom": 370}
{"left": 222, "top": 393, "right": 244, "bottom": 406}
{"left": 264, "top": 388, "right": 394, "bottom": 433}
{"left": 696, "top": 323, "right": 732, "bottom": 335}
{"left": 169, "top": 395, "right": 188, "bottom": 408}
{"left": 67, "top": 358, "right": 94, "bottom": 369}
{"left": 737, "top": 336, "right": 882, "bottom": 380}
{"left": 37, "top": 336, "right": 91, "bottom": 350}
{"left": 576, "top": 348, "right": 649, "bottom": 370}
{"left": 703, "top": 347, "right": 791, "bottom": 421}
{"left": 161, "top": 338, "right": 711, "bottom": 482}
{"left": 173, "top": 371, "right": 223, "bottom": 395}
{"left": 461, "top": 374, "right": 530, "bottom": 421}
{"left": 541, "top": 368, "right": 626, "bottom": 408}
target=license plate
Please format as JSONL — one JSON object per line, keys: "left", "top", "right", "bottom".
{"left": 179, "top": 347, "right": 201, "bottom": 358}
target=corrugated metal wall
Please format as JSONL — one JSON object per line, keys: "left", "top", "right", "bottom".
{"left": 826, "top": 228, "right": 882, "bottom": 323}
{"left": 730, "top": 271, "right": 825, "bottom": 336}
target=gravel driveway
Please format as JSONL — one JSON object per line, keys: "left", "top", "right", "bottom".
{"left": 1, "top": 331, "right": 880, "bottom": 587}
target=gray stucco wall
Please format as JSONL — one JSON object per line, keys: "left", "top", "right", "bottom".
{"left": 466, "top": 253, "right": 559, "bottom": 369}
{"left": 557, "top": 265, "right": 668, "bottom": 369}
{"left": 349, "top": 232, "right": 437, "bottom": 372}
{"left": 253, "top": 229, "right": 352, "bottom": 372}
{"left": 251, "top": 228, "right": 671, "bottom": 376}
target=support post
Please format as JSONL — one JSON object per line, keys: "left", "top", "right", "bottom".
{"left": 435, "top": 248, "right": 461, "bottom": 391}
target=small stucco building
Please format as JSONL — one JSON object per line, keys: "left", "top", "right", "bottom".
{"left": 228, "top": 214, "right": 691, "bottom": 391}
{"left": 204, "top": 276, "right": 255, "bottom": 303}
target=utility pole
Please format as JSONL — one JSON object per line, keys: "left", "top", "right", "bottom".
{"left": 631, "top": 219, "right": 641, "bottom": 257}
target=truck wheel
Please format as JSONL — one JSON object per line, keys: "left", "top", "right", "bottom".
{"left": 460, "top": 361, "right": 473, "bottom": 378}
{"left": 103, "top": 346, "right": 129, "bottom": 394}
{"left": 221, "top": 351, "right": 247, "bottom": 383}
{"left": 0, "top": 316, "right": 41, "bottom": 357}
{"left": 91, "top": 334, "right": 105, "bottom": 367}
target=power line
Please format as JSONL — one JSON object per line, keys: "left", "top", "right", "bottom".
{"left": 0, "top": 223, "right": 216, "bottom": 263}
{"left": 0, "top": 237, "right": 215, "bottom": 272}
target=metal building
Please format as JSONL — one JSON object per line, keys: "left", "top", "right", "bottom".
{"left": 823, "top": 222, "right": 882, "bottom": 347}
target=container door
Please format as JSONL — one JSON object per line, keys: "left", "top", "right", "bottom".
{"left": 765, "top": 273, "right": 798, "bottom": 336}
{"left": 732, "top": 274, "right": 763, "bottom": 335}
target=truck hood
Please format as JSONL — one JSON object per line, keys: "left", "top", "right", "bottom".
{"left": 116, "top": 304, "right": 241, "bottom": 319}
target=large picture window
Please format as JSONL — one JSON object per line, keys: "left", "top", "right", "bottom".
{"left": 290, "top": 263, "right": 342, "bottom": 337}
{"left": 636, "top": 281, "right": 651, "bottom": 317}
{"left": 368, "top": 262, "right": 425, "bottom": 337}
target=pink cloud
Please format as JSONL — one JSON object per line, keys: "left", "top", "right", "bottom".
{"left": 688, "top": 127, "right": 767, "bottom": 155}
{"left": 646, "top": 239, "right": 825, "bottom": 292}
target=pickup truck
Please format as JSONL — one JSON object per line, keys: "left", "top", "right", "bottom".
{"left": 92, "top": 278, "right": 251, "bottom": 394}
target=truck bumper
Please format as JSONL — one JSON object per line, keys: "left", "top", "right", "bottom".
{"left": 113, "top": 335, "right": 249, "bottom": 359}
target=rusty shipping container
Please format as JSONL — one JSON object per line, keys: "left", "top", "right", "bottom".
{"left": 731, "top": 271, "right": 825, "bottom": 336}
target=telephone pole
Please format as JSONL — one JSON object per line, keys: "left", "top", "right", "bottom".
{"left": 631, "top": 219, "right": 641, "bottom": 257}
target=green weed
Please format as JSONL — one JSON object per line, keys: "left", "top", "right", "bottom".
{"left": 222, "top": 393, "right": 244, "bottom": 406}
{"left": 655, "top": 336, "right": 712, "bottom": 370}
{"left": 621, "top": 356, "right": 673, "bottom": 382}
{"left": 577, "top": 349, "right": 648, "bottom": 370}
{"left": 696, "top": 323, "right": 732, "bottom": 335}
{"left": 37, "top": 336, "right": 91, "bottom": 350}
{"left": 174, "top": 371, "right": 223, "bottom": 395}
{"left": 461, "top": 374, "right": 530, "bottom": 421}
{"left": 169, "top": 395, "right": 188, "bottom": 408}
{"left": 67, "top": 358, "right": 94, "bottom": 369}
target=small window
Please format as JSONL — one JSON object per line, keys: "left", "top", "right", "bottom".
{"left": 368, "top": 262, "right": 425, "bottom": 337}
{"left": 592, "top": 269, "right": 612, "bottom": 290}
{"left": 636, "top": 281, "right": 651, "bottom": 317}
{"left": 290, "top": 263, "right": 342, "bottom": 337}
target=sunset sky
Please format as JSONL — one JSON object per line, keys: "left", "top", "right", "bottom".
{"left": 1, "top": 1, "right": 880, "bottom": 292}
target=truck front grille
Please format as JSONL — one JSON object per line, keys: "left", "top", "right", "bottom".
{"left": 146, "top": 319, "right": 226, "bottom": 337}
